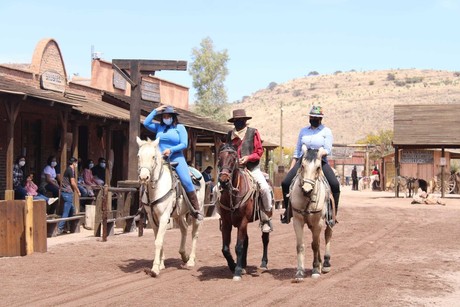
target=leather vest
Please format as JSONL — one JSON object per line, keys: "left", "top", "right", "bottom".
{"left": 226, "top": 127, "right": 259, "bottom": 171}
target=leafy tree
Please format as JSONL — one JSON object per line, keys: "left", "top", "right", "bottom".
{"left": 189, "top": 37, "right": 229, "bottom": 121}
{"left": 357, "top": 129, "right": 394, "bottom": 160}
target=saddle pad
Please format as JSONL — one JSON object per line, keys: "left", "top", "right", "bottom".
{"left": 189, "top": 166, "right": 202, "bottom": 180}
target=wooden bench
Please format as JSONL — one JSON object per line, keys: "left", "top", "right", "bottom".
{"left": 46, "top": 214, "right": 85, "bottom": 237}
{"left": 95, "top": 214, "right": 137, "bottom": 237}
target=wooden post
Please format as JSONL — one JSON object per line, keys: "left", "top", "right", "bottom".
{"left": 102, "top": 185, "right": 109, "bottom": 242}
{"left": 24, "top": 196, "right": 34, "bottom": 255}
{"left": 3, "top": 99, "right": 20, "bottom": 198}
{"left": 395, "top": 146, "right": 400, "bottom": 198}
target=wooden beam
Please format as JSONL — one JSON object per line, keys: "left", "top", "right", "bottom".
{"left": 112, "top": 59, "right": 187, "bottom": 73}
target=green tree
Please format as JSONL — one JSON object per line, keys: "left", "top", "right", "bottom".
{"left": 189, "top": 37, "right": 229, "bottom": 121}
{"left": 357, "top": 129, "right": 394, "bottom": 160}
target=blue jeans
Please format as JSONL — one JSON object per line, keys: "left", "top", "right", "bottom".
{"left": 58, "top": 191, "right": 75, "bottom": 231}
{"left": 33, "top": 194, "right": 49, "bottom": 204}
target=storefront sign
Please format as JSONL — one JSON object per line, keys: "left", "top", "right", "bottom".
{"left": 400, "top": 150, "right": 433, "bottom": 164}
{"left": 40, "top": 70, "right": 65, "bottom": 92}
{"left": 113, "top": 70, "right": 126, "bottom": 90}
{"left": 141, "top": 78, "right": 160, "bottom": 102}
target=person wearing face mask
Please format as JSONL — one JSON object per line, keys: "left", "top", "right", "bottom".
{"left": 280, "top": 105, "right": 340, "bottom": 224}
{"left": 13, "top": 155, "right": 28, "bottom": 199}
{"left": 82, "top": 159, "right": 101, "bottom": 190}
{"left": 57, "top": 157, "right": 81, "bottom": 235}
{"left": 143, "top": 105, "right": 204, "bottom": 221}
{"left": 225, "top": 109, "right": 274, "bottom": 233}
{"left": 91, "top": 157, "right": 107, "bottom": 186}
{"left": 40, "top": 155, "right": 60, "bottom": 200}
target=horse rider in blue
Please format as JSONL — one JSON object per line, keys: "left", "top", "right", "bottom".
{"left": 143, "top": 105, "right": 203, "bottom": 221}
{"left": 280, "top": 105, "right": 340, "bottom": 224}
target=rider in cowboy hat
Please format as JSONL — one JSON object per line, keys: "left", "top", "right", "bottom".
{"left": 143, "top": 105, "right": 204, "bottom": 221}
{"left": 226, "top": 109, "right": 274, "bottom": 233}
{"left": 280, "top": 105, "right": 340, "bottom": 224}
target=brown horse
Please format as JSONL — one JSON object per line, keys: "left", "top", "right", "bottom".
{"left": 216, "top": 144, "right": 269, "bottom": 281}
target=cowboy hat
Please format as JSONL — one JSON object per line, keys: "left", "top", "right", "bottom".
{"left": 228, "top": 109, "right": 252, "bottom": 123}
{"left": 154, "top": 105, "right": 179, "bottom": 121}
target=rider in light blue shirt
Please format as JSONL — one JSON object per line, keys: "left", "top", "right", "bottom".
{"left": 281, "top": 105, "right": 340, "bottom": 224}
{"left": 143, "top": 105, "right": 203, "bottom": 221}
{"left": 293, "top": 124, "right": 333, "bottom": 161}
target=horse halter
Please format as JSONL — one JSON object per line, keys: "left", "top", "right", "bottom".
{"left": 299, "top": 151, "right": 322, "bottom": 193}
{"left": 218, "top": 147, "right": 239, "bottom": 186}
{"left": 138, "top": 146, "right": 162, "bottom": 188}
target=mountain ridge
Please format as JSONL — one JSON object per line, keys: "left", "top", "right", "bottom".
{"left": 232, "top": 69, "right": 460, "bottom": 149}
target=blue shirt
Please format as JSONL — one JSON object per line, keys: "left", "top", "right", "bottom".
{"left": 293, "top": 124, "right": 333, "bottom": 159}
{"left": 143, "top": 109, "right": 188, "bottom": 158}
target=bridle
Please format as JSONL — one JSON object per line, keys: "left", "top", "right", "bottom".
{"left": 217, "top": 146, "right": 254, "bottom": 211}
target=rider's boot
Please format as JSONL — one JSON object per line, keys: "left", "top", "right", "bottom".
{"left": 260, "top": 209, "right": 273, "bottom": 233}
{"left": 186, "top": 191, "right": 204, "bottom": 221}
{"left": 280, "top": 194, "right": 292, "bottom": 224}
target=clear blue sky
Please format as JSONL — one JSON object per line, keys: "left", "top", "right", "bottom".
{"left": 1, "top": 0, "right": 459, "bottom": 103}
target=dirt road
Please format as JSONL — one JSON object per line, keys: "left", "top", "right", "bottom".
{"left": 1, "top": 187, "right": 459, "bottom": 306}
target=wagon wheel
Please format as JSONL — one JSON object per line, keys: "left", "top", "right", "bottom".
{"left": 435, "top": 173, "right": 456, "bottom": 194}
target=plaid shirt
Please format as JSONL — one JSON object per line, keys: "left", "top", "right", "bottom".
{"left": 13, "top": 164, "right": 24, "bottom": 188}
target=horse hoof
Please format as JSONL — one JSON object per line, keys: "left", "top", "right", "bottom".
{"left": 322, "top": 266, "right": 331, "bottom": 273}
{"left": 144, "top": 268, "right": 158, "bottom": 278}
{"left": 233, "top": 276, "right": 242, "bottom": 281}
{"left": 258, "top": 265, "right": 268, "bottom": 272}
{"left": 241, "top": 268, "right": 247, "bottom": 275}
{"left": 293, "top": 277, "right": 304, "bottom": 283}
{"left": 311, "top": 273, "right": 321, "bottom": 279}
{"left": 186, "top": 260, "right": 196, "bottom": 267}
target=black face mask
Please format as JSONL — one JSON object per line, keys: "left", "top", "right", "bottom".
{"left": 309, "top": 118, "right": 321, "bottom": 128}
{"left": 234, "top": 120, "right": 246, "bottom": 131}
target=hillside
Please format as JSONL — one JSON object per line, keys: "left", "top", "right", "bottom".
{"left": 232, "top": 69, "right": 460, "bottom": 149}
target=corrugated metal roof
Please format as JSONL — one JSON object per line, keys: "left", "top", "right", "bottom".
{"left": 0, "top": 74, "right": 81, "bottom": 107}
{"left": 393, "top": 104, "right": 460, "bottom": 148}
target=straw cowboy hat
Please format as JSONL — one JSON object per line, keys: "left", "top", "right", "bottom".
{"left": 154, "top": 105, "right": 179, "bottom": 121}
{"left": 309, "top": 105, "right": 324, "bottom": 118}
{"left": 228, "top": 109, "right": 252, "bottom": 123}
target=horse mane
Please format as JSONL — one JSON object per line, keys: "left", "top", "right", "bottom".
{"left": 220, "top": 143, "right": 236, "bottom": 152}
{"left": 304, "top": 148, "right": 319, "bottom": 162}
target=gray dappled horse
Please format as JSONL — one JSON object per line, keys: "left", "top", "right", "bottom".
{"left": 137, "top": 137, "right": 205, "bottom": 277}
{"left": 289, "top": 146, "right": 334, "bottom": 281}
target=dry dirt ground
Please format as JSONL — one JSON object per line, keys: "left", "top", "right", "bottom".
{"left": 1, "top": 186, "right": 460, "bottom": 307}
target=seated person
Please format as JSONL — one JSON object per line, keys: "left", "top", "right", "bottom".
{"left": 82, "top": 159, "right": 101, "bottom": 189}
{"left": 25, "top": 173, "right": 59, "bottom": 206}
{"left": 13, "top": 155, "right": 27, "bottom": 200}
{"left": 40, "top": 155, "right": 60, "bottom": 197}
{"left": 91, "top": 157, "right": 106, "bottom": 186}
{"left": 201, "top": 166, "right": 214, "bottom": 188}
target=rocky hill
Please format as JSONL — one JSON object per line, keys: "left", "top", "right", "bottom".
{"left": 232, "top": 69, "right": 460, "bottom": 149}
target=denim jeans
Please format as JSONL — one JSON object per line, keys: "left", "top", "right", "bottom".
{"left": 33, "top": 194, "right": 49, "bottom": 204}
{"left": 58, "top": 191, "right": 74, "bottom": 231}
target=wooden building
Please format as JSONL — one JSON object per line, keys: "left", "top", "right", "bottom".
{"left": 0, "top": 38, "right": 229, "bottom": 200}
{"left": 391, "top": 104, "right": 460, "bottom": 196}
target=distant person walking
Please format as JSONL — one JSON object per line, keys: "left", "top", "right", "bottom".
{"left": 351, "top": 166, "right": 358, "bottom": 191}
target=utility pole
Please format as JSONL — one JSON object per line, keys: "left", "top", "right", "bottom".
{"left": 280, "top": 101, "right": 283, "bottom": 166}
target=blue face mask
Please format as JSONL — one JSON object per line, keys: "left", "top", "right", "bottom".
{"left": 163, "top": 118, "right": 173, "bottom": 126}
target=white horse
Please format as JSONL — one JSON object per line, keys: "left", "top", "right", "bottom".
{"left": 137, "top": 137, "right": 205, "bottom": 277}
{"left": 290, "top": 146, "right": 334, "bottom": 281}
